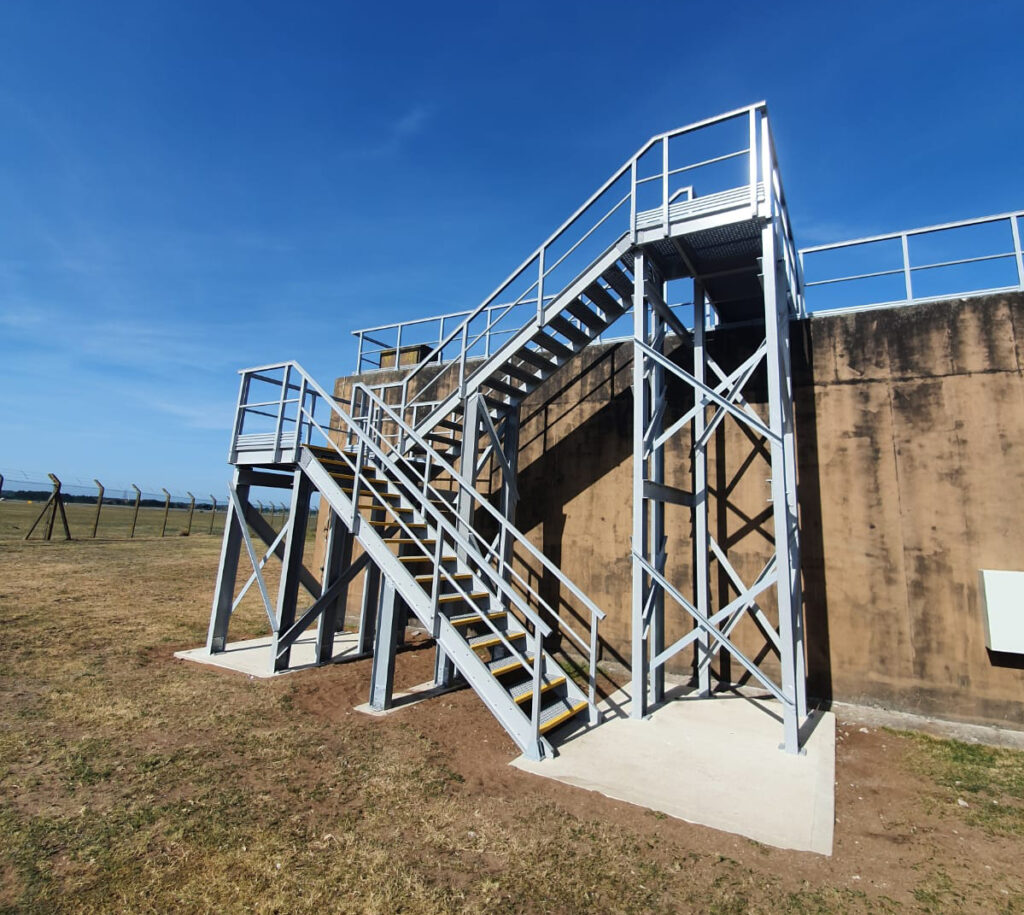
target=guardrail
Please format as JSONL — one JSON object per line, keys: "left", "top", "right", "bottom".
{"left": 800, "top": 210, "right": 1024, "bottom": 314}
{"left": 348, "top": 104, "right": 801, "bottom": 413}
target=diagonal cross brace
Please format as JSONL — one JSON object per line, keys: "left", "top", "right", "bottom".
{"left": 231, "top": 521, "right": 289, "bottom": 614}
{"left": 228, "top": 484, "right": 278, "bottom": 632}
{"left": 276, "top": 551, "right": 371, "bottom": 657}
{"left": 709, "top": 537, "right": 782, "bottom": 653}
{"left": 651, "top": 340, "right": 770, "bottom": 453}
{"left": 636, "top": 339, "right": 779, "bottom": 444}
{"left": 635, "top": 552, "right": 789, "bottom": 706}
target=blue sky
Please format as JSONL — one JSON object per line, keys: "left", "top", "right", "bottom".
{"left": 1, "top": 0, "right": 1022, "bottom": 496}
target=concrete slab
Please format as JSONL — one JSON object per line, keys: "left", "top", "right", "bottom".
{"left": 512, "top": 687, "right": 835, "bottom": 856}
{"left": 174, "top": 632, "right": 367, "bottom": 678}
{"left": 353, "top": 680, "right": 463, "bottom": 717}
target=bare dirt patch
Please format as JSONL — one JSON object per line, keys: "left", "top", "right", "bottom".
{"left": 1, "top": 536, "right": 1023, "bottom": 913}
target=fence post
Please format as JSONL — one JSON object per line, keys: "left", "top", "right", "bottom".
{"left": 25, "top": 473, "right": 70, "bottom": 541}
{"left": 130, "top": 485, "right": 142, "bottom": 538}
{"left": 209, "top": 494, "right": 218, "bottom": 534}
{"left": 160, "top": 488, "right": 171, "bottom": 537}
{"left": 186, "top": 491, "right": 196, "bottom": 536}
{"left": 92, "top": 479, "right": 104, "bottom": 538}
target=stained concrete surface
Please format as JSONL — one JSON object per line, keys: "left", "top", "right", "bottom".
{"left": 513, "top": 688, "right": 836, "bottom": 856}
{"left": 174, "top": 633, "right": 366, "bottom": 678}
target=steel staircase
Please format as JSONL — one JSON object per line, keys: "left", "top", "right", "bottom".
{"left": 209, "top": 102, "right": 812, "bottom": 757}
{"left": 215, "top": 362, "right": 603, "bottom": 761}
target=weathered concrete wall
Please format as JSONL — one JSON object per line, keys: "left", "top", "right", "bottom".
{"left": 322, "top": 293, "right": 1024, "bottom": 728}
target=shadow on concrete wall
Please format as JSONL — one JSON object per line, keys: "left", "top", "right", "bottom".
{"left": 504, "top": 328, "right": 836, "bottom": 704}
{"left": 791, "top": 319, "right": 832, "bottom": 706}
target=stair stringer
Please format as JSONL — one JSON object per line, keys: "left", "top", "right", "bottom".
{"left": 298, "top": 447, "right": 557, "bottom": 759}
{"left": 413, "top": 234, "right": 634, "bottom": 441}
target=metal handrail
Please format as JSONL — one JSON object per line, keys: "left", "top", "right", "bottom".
{"left": 389, "top": 103, "right": 768, "bottom": 417}
{"left": 351, "top": 381, "right": 607, "bottom": 641}
{"left": 232, "top": 361, "right": 605, "bottom": 729}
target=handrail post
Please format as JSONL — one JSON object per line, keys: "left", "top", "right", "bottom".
{"left": 537, "top": 249, "right": 545, "bottom": 324}
{"left": 458, "top": 324, "right": 468, "bottom": 396}
{"left": 274, "top": 364, "right": 291, "bottom": 463}
{"left": 1011, "top": 215, "right": 1024, "bottom": 289}
{"left": 630, "top": 159, "right": 637, "bottom": 243}
{"left": 530, "top": 648, "right": 543, "bottom": 756}
{"left": 901, "top": 232, "right": 913, "bottom": 303}
{"left": 589, "top": 615, "right": 600, "bottom": 725}
{"left": 209, "top": 495, "right": 218, "bottom": 534}
{"left": 661, "top": 135, "right": 670, "bottom": 234}
{"left": 749, "top": 107, "right": 759, "bottom": 215}
{"left": 229, "top": 372, "right": 250, "bottom": 463}
{"left": 355, "top": 332, "right": 364, "bottom": 373}
{"left": 293, "top": 373, "right": 308, "bottom": 454}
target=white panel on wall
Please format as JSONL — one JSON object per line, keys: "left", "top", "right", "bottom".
{"left": 979, "top": 570, "right": 1024, "bottom": 654}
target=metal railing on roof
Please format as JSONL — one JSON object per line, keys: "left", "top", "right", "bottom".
{"left": 799, "top": 210, "right": 1024, "bottom": 315}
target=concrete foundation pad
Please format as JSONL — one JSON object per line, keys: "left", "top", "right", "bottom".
{"left": 174, "top": 632, "right": 367, "bottom": 678}
{"left": 353, "top": 680, "right": 463, "bottom": 717}
{"left": 513, "top": 689, "right": 835, "bottom": 855}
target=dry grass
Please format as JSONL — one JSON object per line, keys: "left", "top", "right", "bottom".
{"left": 1, "top": 536, "right": 1024, "bottom": 913}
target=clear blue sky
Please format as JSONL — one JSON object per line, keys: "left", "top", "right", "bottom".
{"left": 1, "top": 0, "right": 1022, "bottom": 496}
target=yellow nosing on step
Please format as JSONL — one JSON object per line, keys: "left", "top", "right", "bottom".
{"left": 451, "top": 610, "right": 505, "bottom": 625}
{"left": 513, "top": 677, "right": 566, "bottom": 705}
{"left": 539, "top": 701, "right": 588, "bottom": 734}
{"left": 438, "top": 592, "right": 488, "bottom": 604}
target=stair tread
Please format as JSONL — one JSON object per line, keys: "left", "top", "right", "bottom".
{"left": 469, "top": 629, "right": 526, "bottom": 649}
{"left": 415, "top": 572, "right": 473, "bottom": 583}
{"left": 565, "top": 299, "right": 608, "bottom": 332}
{"left": 486, "top": 654, "right": 533, "bottom": 677}
{"left": 509, "top": 675, "right": 567, "bottom": 703}
{"left": 539, "top": 697, "right": 589, "bottom": 734}
{"left": 532, "top": 330, "right": 573, "bottom": 359}
{"left": 499, "top": 362, "right": 539, "bottom": 385}
{"left": 437, "top": 591, "right": 489, "bottom": 604}
{"left": 400, "top": 554, "right": 456, "bottom": 564}
{"left": 517, "top": 348, "right": 558, "bottom": 372}
{"left": 547, "top": 314, "right": 591, "bottom": 346}
{"left": 584, "top": 280, "right": 625, "bottom": 318}
{"left": 449, "top": 609, "right": 505, "bottom": 627}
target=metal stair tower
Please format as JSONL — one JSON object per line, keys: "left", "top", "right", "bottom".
{"left": 205, "top": 102, "right": 810, "bottom": 757}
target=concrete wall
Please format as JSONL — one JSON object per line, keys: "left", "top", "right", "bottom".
{"left": 322, "top": 293, "right": 1024, "bottom": 728}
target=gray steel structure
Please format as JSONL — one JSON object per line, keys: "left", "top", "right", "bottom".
{"left": 207, "top": 103, "right": 818, "bottom": 756}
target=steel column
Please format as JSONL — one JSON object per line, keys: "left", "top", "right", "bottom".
{"left": 315, "top": 509, "right": 355, "bottom": 663}
{"left": 762, "top": 218, "right": 805, "bottom": 753}
{"left": 369, "top": 578, "right": 400, "bottom": 710}
{"left": 692, "top": 280, "right": 712, "bottom": 697}
{"left": 207, "top": 468, "right": 247, "bottom": 653}
{"left": 272, "top": 469, "right": 312, "bottom": 672}
{"left": 630, "top": 249, "right": 649, "bottom": 719}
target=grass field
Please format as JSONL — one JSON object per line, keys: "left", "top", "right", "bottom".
{"left": 0, "top": 500, "right": 315, "bottom": 542}
{"left": 1, "top": 536, "right": 1023, "bottom": 913}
